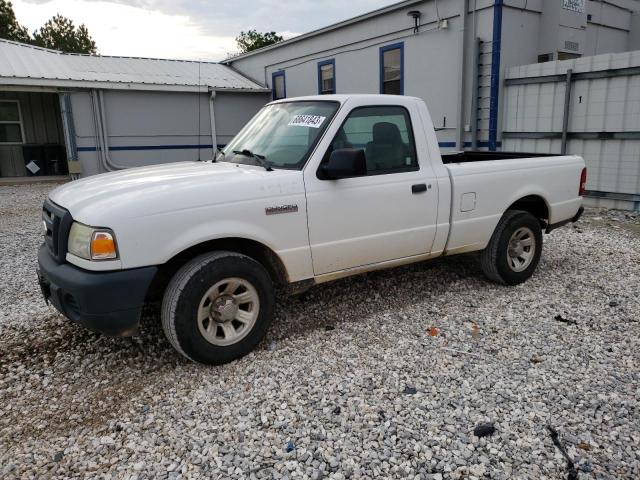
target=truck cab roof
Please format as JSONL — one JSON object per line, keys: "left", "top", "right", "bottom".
{"left": 269, "top": 94, "right": 423, "bottom": 106}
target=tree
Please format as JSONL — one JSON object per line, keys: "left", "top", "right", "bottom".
{"left": 0, "top": 0, "right": 31, "bottom": 43}
{"left": 235, "top": 29, "right": 283, "bottom": 53}
{"left": 32, "top": 14, "right": 96, "bottom": 54}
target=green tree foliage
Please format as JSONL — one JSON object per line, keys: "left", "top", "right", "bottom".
{"left": 0, "top": 1, "right": 97, "bottom": 54}
{"left": 235, "top": 29, "right": 283, "bottom": 53}
{"left": 32, "top": 14, "right": 97, "bottom": 54}
{"left": 0, "top": 0, "right": 31, "bottom": 43}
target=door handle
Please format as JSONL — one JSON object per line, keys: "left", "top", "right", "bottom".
{"left": 412, "top": 183, "right": 427, "bottom": 194}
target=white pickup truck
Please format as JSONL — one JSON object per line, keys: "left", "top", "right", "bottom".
{"left": 37, "top": 94, "right": 586, "bottom": 364}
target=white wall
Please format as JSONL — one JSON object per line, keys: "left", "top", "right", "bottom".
{"left": 586, "top": 1, "right": 629, "bottom": 55}
{"left": 229, "top": 0, "right": 496, "bottom": 149}
{"left": 70, "top": 89, "right": 269, "bottom": 176}
{"left": 228, "top": 0, "right": 639, "bottom": 152}
{"left": 628, "top": 12, "right": 640, "bottom": 49}
{"left": 503, "top": 50, "right": 640, "bottom": 208}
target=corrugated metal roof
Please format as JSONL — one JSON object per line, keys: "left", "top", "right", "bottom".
{"left": 0, "top": 39, "right": 269, "bottom": 92}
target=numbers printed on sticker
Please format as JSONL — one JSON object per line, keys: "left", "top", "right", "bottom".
{"left": 288, "top": 115, "right": 326, "bottom": 128}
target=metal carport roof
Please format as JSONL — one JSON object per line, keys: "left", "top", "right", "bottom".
{"left": 0, "top": 39, "right": 269, "bottom": 93}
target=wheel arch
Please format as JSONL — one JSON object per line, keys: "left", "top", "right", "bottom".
{"left": 505, "top": 194, "right": 550, "bottom": 224}
{"left": 146, "top": 237, "right": 289, "bottom": 303}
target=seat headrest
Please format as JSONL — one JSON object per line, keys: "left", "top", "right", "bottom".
{"left": 372, "top": 122, "right": 402, "bottom": 144}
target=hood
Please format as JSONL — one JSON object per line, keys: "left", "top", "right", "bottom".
{"left": 49, "top": 161, "right": 304, "bottom": 225}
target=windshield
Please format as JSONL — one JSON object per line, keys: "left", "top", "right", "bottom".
{"left": 221, "top": 101, "right": 340, "bottom": 170}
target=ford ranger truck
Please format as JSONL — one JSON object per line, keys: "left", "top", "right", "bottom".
{"left": 37, "top": 95, "right": 586, "bottom": 364}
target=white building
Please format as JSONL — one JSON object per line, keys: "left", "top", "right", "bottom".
{"left": 1, "top": 2, "right": 638, "bottom": 209}
{"left": 224, "top": 0, "right": 640, "bottom": 209}
{"left": 0, "top": 39, "right": 270, "bottom": 178}
{"left": 225, "top": 0, "right": 640, "bottom": 151}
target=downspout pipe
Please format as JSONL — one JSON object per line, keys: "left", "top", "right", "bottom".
{"left": 470, "top": 0, "right": 479, "bottom": 149}
{"left": 90, "top": 90, "right": 109, "bottom": 173}
{"left": 456, "top": 0, "right": 469, "bottom": 151}
{"left": 209, "top": 89, "right": 218, "bottom": 156}
{"left": 92, "top": 89, "right": 128, "bottom": 171}
{"left": 488, "top": 0, "right": 503, "bottom": 152}
{"left": 89, "top": 91, "right": 103, "bottom": 172}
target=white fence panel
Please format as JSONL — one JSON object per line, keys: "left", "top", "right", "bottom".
{"left": 503, "top": 50, "right": 640, "bottom": 210}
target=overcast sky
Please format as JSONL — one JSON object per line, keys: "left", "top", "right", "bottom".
{"left": 12, "top": 0, "right": 397, "bottom": 61}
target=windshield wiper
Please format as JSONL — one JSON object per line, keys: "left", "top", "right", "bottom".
{"left": 212, "top": 147, "right": 225, "bottom": 163}
{"left": 233, "top": 149, "right": 273, "bottom": 171}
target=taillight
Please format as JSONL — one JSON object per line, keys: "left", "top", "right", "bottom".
{"left": 579, "top": 168, "right": 587, "bottom": 196}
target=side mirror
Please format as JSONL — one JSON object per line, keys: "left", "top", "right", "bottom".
{"left": 320, "top": 148, "right": 367, "bottom": 180}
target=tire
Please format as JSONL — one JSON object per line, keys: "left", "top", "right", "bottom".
{"left": 480, "top": 210, "right": 543, "bottom": 285}
{"left": 161, "top": 251, "right": 274, "bottom": 364}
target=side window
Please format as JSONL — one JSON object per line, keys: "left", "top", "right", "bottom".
{"left": 380, "top": 43, "right": 404, "bottom": 95}
{"left": 318, "top": 59, "right": 335, "bottom": 94}
{"left": 324, "top": 106, "right": 418, "bottom": 175}
{"left": 272, "top": 71, "right": 286, "bottom": 100}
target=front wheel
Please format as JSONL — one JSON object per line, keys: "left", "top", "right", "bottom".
{"left": 161, "top": 251, "right": 274, "bottom": 364}
{"left": 480, "top": 210, "right": 543, "bottom": 285}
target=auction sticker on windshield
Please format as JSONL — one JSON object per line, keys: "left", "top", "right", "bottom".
{"left": 288, "top": 115, "right": 326, "bottom": 128}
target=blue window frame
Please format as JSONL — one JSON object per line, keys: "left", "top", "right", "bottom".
{"left": 379, "top": 42, "right": 404, "bottom": 95}
{"left": 317, "top": 59, "right": 336, "bottom": 94}
{"left": 272, "top": 71, "right": 286, "bottom": 100}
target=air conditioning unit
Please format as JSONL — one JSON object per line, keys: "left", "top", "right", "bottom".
{"left": 564, "top": 40, "right": 580, "bottom": 52}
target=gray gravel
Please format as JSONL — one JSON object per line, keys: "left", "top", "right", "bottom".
{"left": 1, "top": 182, "right": 639, "bottom": 479}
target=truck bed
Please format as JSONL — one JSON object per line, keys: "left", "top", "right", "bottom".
{"left": 441, "top": 153, "right": 584, "bottom": 256}
{"left": 441, "top": 151, "right": 554, "bottom": 164}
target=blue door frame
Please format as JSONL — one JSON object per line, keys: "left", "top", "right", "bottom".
{"left": 488, "top": 0, "right": 503, "bottom": 151}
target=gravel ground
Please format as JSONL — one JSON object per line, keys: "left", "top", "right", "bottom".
{"left": 1, "top": 182, "right": 639, "bottom": 480}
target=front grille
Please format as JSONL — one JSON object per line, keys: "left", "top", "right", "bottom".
{"left": 42, "top": 199, "right": 73, "bottom": 264}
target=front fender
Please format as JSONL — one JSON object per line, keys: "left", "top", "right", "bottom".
{"left": 113, "top": 195, "right": 314, "bottom": 282}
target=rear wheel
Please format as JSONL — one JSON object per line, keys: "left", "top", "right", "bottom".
{"left": 161, "top": 251, "right": 274, "bottom": 364}
{"left": 480, "top": 210, "right": 543, "bottom": 285}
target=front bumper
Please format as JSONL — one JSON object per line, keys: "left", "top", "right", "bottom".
{"left": 37, "top": 244, "right": 157, "bottom": 336}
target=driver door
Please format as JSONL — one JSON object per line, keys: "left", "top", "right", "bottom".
{"left": 304, "top": 103, "right": 439, "bottom": 275}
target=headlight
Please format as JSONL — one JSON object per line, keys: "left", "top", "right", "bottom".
{"left": 68, "top": 222, "right": 118, "bottom": 261}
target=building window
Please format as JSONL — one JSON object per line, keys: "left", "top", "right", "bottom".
{"left": 317, "top": 59, "right": 336, "bottom": 94}
{"left": 380, "top": 43, "right": 404, "bottom": 95}
{"left": 0, "top": 100, "right": 24, "bottom": 144}
{"left": 272, "top": 71, "right": 286, "bottom": 100}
